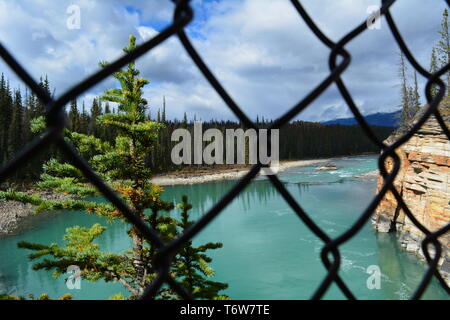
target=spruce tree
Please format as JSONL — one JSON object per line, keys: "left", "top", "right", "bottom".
{"left": 68, "top": 99, "right": 80, "bottom": 132}
{"left": 174, "top": 196, "right": 229, "bottom": 299}
{"left": 0, "top": 79, "right": 13, "bottom": 161}
{"left": 157, "top": 109, "right": 161, "bottom": 122}
{"left": 0, "top": 35, "right": 228, "bottom": 299}
{"left": 162, "top": 96, "right": 166, "bottom": 122}
{"left": 437, "top": 9, "right": 450, "bottom": 96}
{"left": 104, "top": 102, "right": 111, "bottom": 114}
{"left": 35, "top": 76, "right": 50, "bottom": 116}
{"left": 0, "top": 75, "right": 13, "bottom": 162}
{"left": 80, "top": 101, "right": 89, "bottom": 134}
{"left": 101, "top": 102, "right": 116, "bottom": 142}
{"left": 430, "top": 46, "right": 440, "bottom": 100}
{"left": 410, "top": 71, "right": 421, "bottom": 117}
{"left": 89, "top": 98, "right": 102, "bottom": 136}
{"left": 398, "top": 52, "right": 412, "bottom": 132}
{"left": 8, "top": 90, "right": 24, "bottom": 156}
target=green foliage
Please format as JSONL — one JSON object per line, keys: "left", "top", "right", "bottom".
{"left": 432, "top": 9, "right": 450, "bottom": 109}
{"left": 17, "top": 224, "right": 130, "bottom": 283}
{"left": 109, "top": 293, "right": 127, "bottom": 300}
{"left": 0, "top": 188, "right": 115, "bottom": 216}
{"left": 437, "top": 9, "right": 450, "bottom": 97}
{"left": 430, "top": 47, "right": 440, "bottom": 99}
{"left": 0, "top": 293, "right": 72, "bottom": 300}
{"left": 172, "top": 195, "right": 229, "bottom": 300}
{"left": 37, "top": 175, "right": 97, "bottom": 197}
{"left": 3, "top": 35, "right": 228, "bottom": 300}
{"left": 0, "top": 188, "right": 43, "bottom": 206}
{"left": 398, "top": 52, "right": 421, "bottom": 133}
{"left": 59, "top": 293, "right": 73, "bottom": 300}
{"left": 0, "top": 294, "right": 24, "bottom": 300}
{"left": 30, "top": 116, "right": 47, "bottom": 134}
{"left": 0, "top": 32, "right": 395, "bottom": 300}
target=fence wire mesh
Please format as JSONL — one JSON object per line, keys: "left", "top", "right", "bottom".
{"left": 0, "top": 0, "right": 449, "bottom": 300}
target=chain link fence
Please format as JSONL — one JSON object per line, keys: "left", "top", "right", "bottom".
{"left": 0, "top": 0, "right": 449, "bottom": 300}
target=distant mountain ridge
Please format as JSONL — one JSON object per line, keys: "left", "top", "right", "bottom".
{"left": 323, "top": 110, "right": 401, "bottom": 128}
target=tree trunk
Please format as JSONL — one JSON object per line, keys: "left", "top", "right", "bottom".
{"left": 132, "top": 226, "right": 145, "bottom": 290}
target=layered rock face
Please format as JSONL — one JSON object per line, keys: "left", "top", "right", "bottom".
{"left": 372, "top": 114, "right": 450, "bottom": 284}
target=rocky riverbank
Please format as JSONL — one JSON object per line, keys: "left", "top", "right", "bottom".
{"left": 0, "top": 191, "right": 73, "bottom": 237}
{"left": 372, "top": 114, "right": 450, "bottom": 285}
{"left": 354, "top": 169, "right": 379, "bottom": 180}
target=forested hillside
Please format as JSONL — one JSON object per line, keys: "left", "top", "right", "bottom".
{"left": 0, "top": 73, "right": 393, "bottom": 181}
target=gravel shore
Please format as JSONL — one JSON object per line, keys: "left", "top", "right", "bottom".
{"left": 0, "top": 191, "right": 73, "bottom": 237}
{"left": 150, "top": 159, "right": 328, "bottom": 186}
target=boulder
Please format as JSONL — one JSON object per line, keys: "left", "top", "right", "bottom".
{"left": 316, "top": 161, "right": 337, "bottom": 171}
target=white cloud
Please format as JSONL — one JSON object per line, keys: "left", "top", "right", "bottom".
{"left": 0, "top": 0, "right": 446, "bottom": 122}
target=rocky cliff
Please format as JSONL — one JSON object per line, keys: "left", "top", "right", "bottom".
{"left": 372, "top": 114, "right": 450, "bottom": 284}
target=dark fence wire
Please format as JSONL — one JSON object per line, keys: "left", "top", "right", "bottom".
{"left": 0, "top": 0, "right": 449, "bottom": 300}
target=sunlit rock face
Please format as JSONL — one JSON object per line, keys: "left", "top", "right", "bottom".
{"left": 372, "top": 113, "right": 450, "bottom": 285}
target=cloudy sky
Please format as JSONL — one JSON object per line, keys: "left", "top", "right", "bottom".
{"left": 0, "top": 0, "right": 447, "bottom": 122}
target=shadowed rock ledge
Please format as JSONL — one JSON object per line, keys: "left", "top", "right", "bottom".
{"left": 372, "top": 114, "right": 450, "bottom": 285}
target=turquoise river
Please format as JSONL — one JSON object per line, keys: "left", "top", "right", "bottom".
{"left": 0, "top": 155, "right": 448, "bottom": 299}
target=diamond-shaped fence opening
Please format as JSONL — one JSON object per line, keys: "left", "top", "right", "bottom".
{"left": 0, "top": 0, "right": 449, "bottom": 300}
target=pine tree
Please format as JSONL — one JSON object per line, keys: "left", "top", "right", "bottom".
{"left": 104, "top": 102, "right": 111, "bottom": 114}
{"left": 173, "top": 196, "right": 229, "bottom": 299}
{"left": 182, "top": 112, "right": 188, "bottom": 126}
{"left": 35, "top": 76, "right": 50, "bottom": 116}
{"left": 79, "top": 101, "right": 90, "bottom": 134}
{"left": 8, "top": 90, "right": 24, "bottom": 156}
{"left": 89, "top": 98, "right": 102, "bottom": 136}
{"left": 162, "top": 96, "right": 166, "bottom": 122}
{"left": 430, "top": 46, "right": 440, "bottom": 100}
{"left": 398, "top": 52, "right": 411, "bottom": 132}
{"left": 22, "top": 88, "right": 32, "bottom": 145}
{"left": 156, "top": 109, "right": 161, "bottom": 122}
{"left": 68, "top": 99, "right": 80, "bottom": 132}
{"left": 0, "top": 78, "right": 13, "bottom": 161}
{"left": 437, "top": 9, "right": 450, "bottom": 96}
{"left": 410, "top": 71, "right": 421, "bottom": 117}
{"left": 0, "top": 74, "right": 11, "bottom": 161}
{"left": 102, "top": 102, "right": 115, "bottom": 142}
{"left": 0, "top": 35, "right": 227, "bottom": 299}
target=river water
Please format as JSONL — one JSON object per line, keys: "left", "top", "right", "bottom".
{"left": 0, "top": 155, "right": 448, "bottom": 299}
